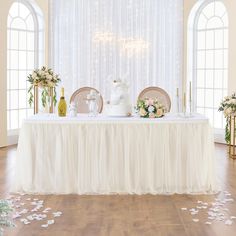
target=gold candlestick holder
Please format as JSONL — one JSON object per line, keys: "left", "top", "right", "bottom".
{"left": 34, "top": 86, "right": 54, "bottom": 114}
{"left": 229, "top": 115, "right": 236, "bottom": 159}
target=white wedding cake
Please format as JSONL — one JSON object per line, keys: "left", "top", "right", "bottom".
{"left": 106, "top": 79, "right": 132, "bottom": 117}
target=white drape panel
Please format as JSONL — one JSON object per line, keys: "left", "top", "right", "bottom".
{"left": 11, "top": 114, "right": 218, "bottom": 194}
{"left": 49, "top": 0, "right": 183, "bottom": 110}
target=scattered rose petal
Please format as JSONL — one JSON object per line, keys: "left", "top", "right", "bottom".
{"left": 205, "top": 222, "right": 212, "bottom": 225}
{"left": 225, "top": 220, "right": 233, "bottom": 225}
{"left": 193, "top": 219, "right": 199, "bottom": 222}
{"left": 47, "top": 220, "right": 55, "bottom": 225}
{"left": 41, "top": 224, "right": 48, "bottom": 228}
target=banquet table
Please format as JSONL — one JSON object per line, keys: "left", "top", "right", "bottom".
{"left": 11, "top": 113, "right": 218, "bottom": 195}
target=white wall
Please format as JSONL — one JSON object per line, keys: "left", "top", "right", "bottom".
{"left": 0, "top": 0, "right": 48, "bottom": 147}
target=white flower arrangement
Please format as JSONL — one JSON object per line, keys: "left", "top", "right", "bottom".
{"left": 218, "top": 93, "right": 236, "bottom": 143}
{"left": 27, "top": 66, "right": 61, "bottom": 107}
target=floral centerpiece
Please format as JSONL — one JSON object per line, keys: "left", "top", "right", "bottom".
{"left": 0, "top": 200, "right": 15, "bottom": 236}
{"left": 136, "top": 98, "right": 166, "bottom": 118}
{"left": 27, "top": 66, "right": 61, "bottom": 108}
{"left": 218, "top": 93, "right": 236, "bottom": 143}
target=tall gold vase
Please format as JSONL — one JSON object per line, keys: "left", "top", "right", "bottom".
{"left": 229, "top": 115, "right": 236, "bottom": 159}
{"left": 33, "top": 86, "right": 54, "bottom": 114}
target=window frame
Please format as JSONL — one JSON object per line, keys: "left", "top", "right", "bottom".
{"left": 7, "top": 0, "right": 42, "bottom": 134}
{"left": 191, "top": 0, "right": 228, "bottom": 131}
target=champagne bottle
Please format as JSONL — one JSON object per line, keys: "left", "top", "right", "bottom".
{"left": 58, "top": 87, "right": 67, "bottom": 117}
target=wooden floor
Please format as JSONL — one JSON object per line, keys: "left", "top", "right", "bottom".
{"left": 0, "top": 144, "right": 236, "bottom": 236}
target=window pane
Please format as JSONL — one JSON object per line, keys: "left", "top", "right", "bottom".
{"left": 197, "top": 70, "right": 205, "bottom": 87}
{"left": 206, "top": 51, "right": 214, "bottom": 68}
{"left": 19, "top": 31, "right": 27, "bottom": 50}
{"left": 10, "top": 91, "right": 18, "bottom": 109}
{"left": 19, "top": 90, "right": 27, "bottom": 109}
{"left": 205, "top": 89, "right": 213, "bottom": 107}
{"left": 11, "top": 18, "right": 26, "bottom": 30}
{"left": 19, "top": 51, "right": 27, "bottom": 69}
{"left": 222, "top": 14, "right": 228, "bottom": 27}
{"left": 27, "top": 52, "right": 35, "bottom": 69}
{"left": 215, "top": 70, "right": 223, "bottom": 89}
{"left": 9, "top": 71, "right": 19, "bottom": 90}
{"left": 223, "top": 70, "right": 228, "bottom": 89}
{"left": 19, "top": 71, "right": 27, "bottom": 89}
{"left": 206, "top": 31, "right": 214, "bottom": 49}
{"left": 198, "top": 14, "right": 207, "bottom": 30}
{"left": 9, "top": 50, "right": 18, "bottom": 69}
{"left": 10, "top": 30, "right": 19, "bottom": 50}
{"left": 215, "top": 30, "right": 223, "bottom": 49}
{"left": 203, "top": 3, "right": 214, "bottom": 18}
{"left": 215, "top": 2, "right": 226, "bottom": 17}
{"left": 197, "top": 89, "right": 205, "bottom": 107}
{"left": 205, "top": 70, "right": 213, "bottom": 88}
{"left": 26, "top": 15, "right": 34, "bottom": 30}
{"left": 224, "top": 50, "right": 228, "bottom": 68}
{"left": 207, "top": 17, "right": 223, "bottom": 29}
{"left": 197, "top": 51, "right": 205, "bottom": 68}
{"left": 224, "top": 29, "right": 228, "bottom": 48}
{"left": 19, "top": 3, "right": 30, "bottom": 18}
{"left": 205, "top": 108, "right": 214, "bottom": 125}
{"left": 27, "top": 32, "right": 35, "bottom": 50}
{"left": 214, "top": 89, "right": 222, "bottom": 108}
{"left": 215, "top": 50, "right": 223, "bottom": 68}
{"left": 197, "top": 32, "right": 205, "bottom": 49}
{"left": 10, "top": 110, "right": 19, "bottom": 130}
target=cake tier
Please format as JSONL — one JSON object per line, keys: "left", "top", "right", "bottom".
{"left": 106, "top": 104, "right": 132, "bottom": 117}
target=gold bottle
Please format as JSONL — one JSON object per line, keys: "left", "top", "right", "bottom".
{"left": 58, "top": 87, "right": 67, "bottom": 117}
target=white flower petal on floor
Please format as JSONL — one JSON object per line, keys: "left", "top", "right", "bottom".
{"left": 48, "top": 220, "right": 55, "bottom": 225}
{"left": 180, "top": 191, "right": 235, "bottom": 227}
{"left": 225, "top": 220, "right": 233, "bottom": 225}
{"left": 41, "top": 224, "right": 48, "bottom": 228}
{"left": 205, "top": 222, "right": 212, "bottom": 225}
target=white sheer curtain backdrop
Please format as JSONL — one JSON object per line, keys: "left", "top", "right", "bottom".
{"left": 49, "top": 0, "right": 183, "bottom": 110}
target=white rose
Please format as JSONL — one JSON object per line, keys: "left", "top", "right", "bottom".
{"left": 224, "top": 107, "right": 232, "bottom": 117}
{"left": 46, "top": 74, "right": 53, "bottom": 80}
{"left": 148, "top": 105, "right": 155, "bottom": 113}
{"left": 32, "top": 72, "right": 37, "bottom": 79}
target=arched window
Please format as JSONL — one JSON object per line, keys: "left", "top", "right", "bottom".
{"left": 190, "top": 0, "right": 228, "bottom": 129}
{"left": 7, "top": 1, "right": 44, "bottom": 132}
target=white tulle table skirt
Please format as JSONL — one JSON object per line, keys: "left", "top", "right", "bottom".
{"left": 11, "top": 113, "right": 218, "bottom": 195}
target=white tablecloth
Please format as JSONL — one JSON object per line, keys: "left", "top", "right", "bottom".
{"left": 11, "top": 113, "right": 218, "bottom": 194}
